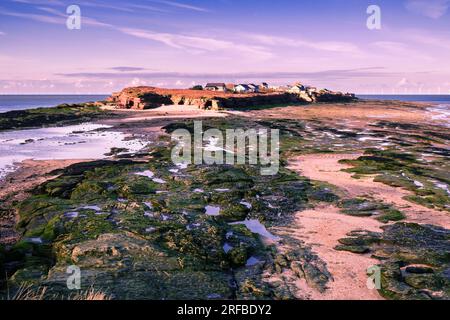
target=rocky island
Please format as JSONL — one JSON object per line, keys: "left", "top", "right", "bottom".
{"left": 106, "top": 85, "right": 356, "bottom": 111}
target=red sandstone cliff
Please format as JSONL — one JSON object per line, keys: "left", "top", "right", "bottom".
{"left": 107, "top": 86, "right": 356, "bottom": 110}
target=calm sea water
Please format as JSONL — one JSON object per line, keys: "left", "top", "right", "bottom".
{"left": 359, "top": 95, "right": 450, "bottom": 127}
{"left": 0, "top": 95, "right": 108, "bottom": 113}
{"left": 357, "top": 94, "right": 450, "bottom": 104}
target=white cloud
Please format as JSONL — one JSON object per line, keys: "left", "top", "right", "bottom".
{"left": 370, "top": 41, "right": 432, "bottom": 61}
{"left": 405, "top": 0, "right": 450, "bottom": 19}
{"left": 118, "top": 27, "right": 273, "bottom": 60}
{"left": 405, "top": 29, "right": 450, "bottom": 50}
{"left": 0, "top": 9, "right": 64, "bottom": 24}
{"left": 12, "top": 0, "right": 64, "bottom": 5}
{"left": 0, "top": 7, "right": 113, "bottom": 28}
{"left": 0, "top": 31, "right": 5, "bottom": 36}
{"left": 147, "top": 0, "right": 209, "bottom": 12}
{"left": 242, "top": 33, "right": 363, "bottom": 55}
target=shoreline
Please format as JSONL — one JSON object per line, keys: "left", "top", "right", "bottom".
{"left": 1, "top": 99, "right": 449, "bottom": 300}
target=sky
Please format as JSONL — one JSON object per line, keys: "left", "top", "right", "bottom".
{"left": 0, "top": 0, "right": 450, "bottom": 94}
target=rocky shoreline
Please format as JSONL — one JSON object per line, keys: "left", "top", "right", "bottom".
{"left": 0, "top": 99, "right": 449, "bottom": 300}
{"left": 0, "top": 103, "right": 114, "bottom": 132}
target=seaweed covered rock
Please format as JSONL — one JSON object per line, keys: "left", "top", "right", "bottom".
{"left": 338, "top": 198, "right": 405, "bottom": 223}
{"left": 336, "top": 223, "right": 450, "bottom": 300}
{"left": 0, "top": 104, "right": 111, "bottom": 131}
{"left": 1, "top": 116, "right": 340, "bottom": 300}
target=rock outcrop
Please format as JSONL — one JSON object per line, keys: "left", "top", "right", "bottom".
{"left": 107, "top": 86, "right": 356, "bottom": 110}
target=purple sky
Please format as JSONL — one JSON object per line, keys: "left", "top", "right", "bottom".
{"left": 1, "top": 0, "right": 450, "bottom": 94}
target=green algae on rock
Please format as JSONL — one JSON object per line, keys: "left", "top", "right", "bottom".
{"left": 338, "top": 197, "right": 405, "bottom": 223}
{"left": 0, "top": 104, "right": 113, "bottom": 131}
{"left": 1, "top": 116, "right": 335, "bottom": 299}
{"left": 336, "top": 223, "right": 450, "bottom": 300}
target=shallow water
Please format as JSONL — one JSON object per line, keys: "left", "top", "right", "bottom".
{"left": 205, "top": 205, "right": 221, "bottom": 216}
{"left": 230, "top": 219, "right": 280, "bottom": 241}
{"left": 246, "top": 256, "right": 263, "bottom": 267}
{"left": 428, "top": 104, "right": 450, "bottom": 127}
{"left": 135, "top": 171, "right": 155, "bottom": 178}
{"left": 223, "top": 243, "right": 233, "bottom": 253}
{"left": 0, "top": 123, "right": 147, "bottom": 180}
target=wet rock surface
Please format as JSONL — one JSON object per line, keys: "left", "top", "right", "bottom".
{"left": 0, "top": 117, "right": 336, "bottom": 299}
{"left": 336, "top": 223, "right": 450, "bottom": 300}
{"left": 338, "top": 198, "right": 405, "bottom": 223}
{"left": 1, "top": 105, "right": 449, "bottom": 300}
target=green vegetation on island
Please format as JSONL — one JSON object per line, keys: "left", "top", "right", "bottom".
{"left": 0, "top": 103, "right": 113, "bottom": 132}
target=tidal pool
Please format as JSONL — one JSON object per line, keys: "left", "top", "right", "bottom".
{"left": 230, "top": 219, "right": 280, "bottom": 241}
{"left": 0, "top": 123, "right": 147, "bottom": 180}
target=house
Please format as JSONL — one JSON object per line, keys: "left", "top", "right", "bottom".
{"left": 205, "top": 83, "right": 226, "bottom": 91}
{"left": 306, "top": 86, "right": 318, "bottom": 94}
{"left": 247, "top": 84, "right": 259, "bottom": 92}
{"left": 225, "top": 83, "right": 236, "bottom": 91}
{"left": 259, "top": 82, "right": 269, "bottom": 90}
{"left": 234, "top": 84, "right": 251, "bottom": 93}
{"left": 288, "top": 84, "right": 306, "bottom": 94}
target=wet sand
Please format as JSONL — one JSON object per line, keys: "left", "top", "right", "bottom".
{"left": 273, "top": 204, "right": 384, "bottom": 300}
{"left": 288, "top": 154, "right": 450, "bottom": 228}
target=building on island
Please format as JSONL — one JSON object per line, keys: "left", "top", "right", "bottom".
{"left": 247, "top": 84, "right": 259, "bottom": 92}
{"left": 205, "top": 83, "right": 227, "bottom": 91}
{"left": 288, "top": 84, "right": 306, "bottom": 94}
{"left": 234, "top": 84, "right": 251, "bottom": 93}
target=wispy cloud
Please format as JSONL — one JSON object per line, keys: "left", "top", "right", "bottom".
{"left": 12, "top": 0, "right": 206, "bottom": 13}
{"left": 146, "top": 0, "right": 209, "bottom": 12}
{"left": 404, "top": 29, "right": 450, "bottom": 50}
{"left": 12, "top": 0, "right": 64, "bottom": 5}
{"left": 118, "top": 27, "right": 273, "bottom": 59}
{"left": 57, "top": 68, "right": 394, "bottom": 82}
{"left": 110, "top": 66, "right": 147, "bottom": 72}
{"left": 405, "top": 0, "right": 450, "bottom": 18}
{"left": 370, "top": 41, "right": 432, "bottom": 61}
{"left": 1, "top": 6, "right": 114, "bottom": 28}
{"left": 75, "top": 1, "right": 135, "bottom": 13}
{"left": 128, "top": 4, "right": 169, "bottom": 13}
{"left": 0, "top": 5, "right": 267, "bottom": 59}
{"left": 0, "top": 31, "right": 5, "bottom": 36}
{"left": 242, "top": 33, "right": 363, "bottom": 55}
{"left": 0, "top": 8, "right": 64, "bottom": 24}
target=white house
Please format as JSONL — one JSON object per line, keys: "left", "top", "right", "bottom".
{"left": 205, "top": 83, "right": 226, "bottom": 91}
{"left": 234, "top": 84, "right": 251, "bottom": 93}
{"left": 247, "top": 84, "right": 259, "bottom": 92}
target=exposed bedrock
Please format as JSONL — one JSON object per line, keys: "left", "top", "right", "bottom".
{"left": 107, "top": 87, "right": 356, "bottom": 110}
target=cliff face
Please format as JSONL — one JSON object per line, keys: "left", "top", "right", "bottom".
{"left": 107, "top": 86, "right": 356, "bottom": 110}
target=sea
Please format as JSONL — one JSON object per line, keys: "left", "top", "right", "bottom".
{"left": 0, "top": 95, "right": 108, "bottom": 113}
{"left": 0, "top": 94, "right": 145, "bottom": 180}
{"left": 358, "top": 94, "right": 450, "bottom": 127}
{"left": 357, "top": 94, "right": 450, "bottom": 104}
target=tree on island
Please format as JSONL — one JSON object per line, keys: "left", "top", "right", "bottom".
{"left": 190, "top": 85, "right": 204, "bottom": 90}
